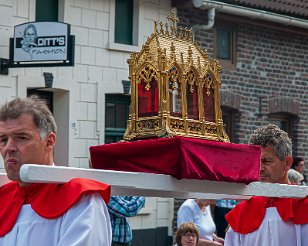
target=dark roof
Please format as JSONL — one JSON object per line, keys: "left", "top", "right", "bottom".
{"left": 217, "top": 0, "right": 308, "bottom": 19}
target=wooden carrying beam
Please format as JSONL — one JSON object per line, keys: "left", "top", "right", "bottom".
{"left": 18, "top": 165, "right": 308, "bottom": 198}
{"left": 0, "top": 164, "right": 307, "bottom": 199}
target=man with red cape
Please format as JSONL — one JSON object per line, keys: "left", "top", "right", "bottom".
{"left": 225, "top": 124, "right": 308, "bottom": 246}
{"left": 0, "top": 96, "right": 112, "bottom": 245}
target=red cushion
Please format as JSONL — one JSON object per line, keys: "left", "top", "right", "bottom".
{"left": 90, "top": 136, "right": 261, "bottom": 183}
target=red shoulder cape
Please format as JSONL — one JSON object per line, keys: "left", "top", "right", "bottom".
{"left": 225, "top": 196, "right": 308, "bottom": 234}
{"left": 0, "top": 178, "right": 110, "bottom": 237}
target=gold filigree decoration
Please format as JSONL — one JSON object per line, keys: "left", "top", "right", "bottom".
{"left": 202, "top": 73, "right": 214, "bottom": 96}
{"left": 186, "top": 69, "right": 197, "bottom": 93}
{"left": 188, "top": 122, "right": 202, "bottom": 132}
{"left": 169, "top": 66, "right": 180, "bottom": 90}
{"left": 170, "top": 119, "right": 185, "bottom": 130}
{"left": 137, "top": 119, "right": 159, "bottom": 130}
{"left": 204, "top": 124, "right": 218, "bottom": 135}
{"left": 138, "top": 66, "right": 158, "bottom": 90}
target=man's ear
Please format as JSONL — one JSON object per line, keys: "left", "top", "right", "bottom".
{"left": 46, "top": 132, "right": 56, "bottom": 149}
{"left": 285, "top": 156, "right": 293, "bottom": 170}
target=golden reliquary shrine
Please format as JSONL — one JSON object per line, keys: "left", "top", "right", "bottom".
{"left": 123, "top": 9, "right": 229, "bottom": 142}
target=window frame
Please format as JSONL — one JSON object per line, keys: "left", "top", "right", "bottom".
{"left": 35, "top": 0, "right": 59, "bottom": 22}
{"left": 213, "top": 23, "right": 237, "bottom": 69}
{"left": 105, "top": 94, "right": 130, "bottom": 144}
{"left": 108, "top": 0, "right": 142, "bottom": 53}
{"left": 221, "top": 106, "right": 236, "bottom": 143}
{"left": 114, "top": 0, "right": 134, "bottom": 45}
{"left": 268, "top": 113, "right": 294, "bottom": 139}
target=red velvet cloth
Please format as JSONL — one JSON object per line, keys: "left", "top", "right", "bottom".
{"left": 90, "top": 137, "right": 261, "bottom": 183}
{"left": 0, "top": 178, "right": 111, "bottom": 237}
{"left": 225, "top": 196, "right": 308, "bottom": 234}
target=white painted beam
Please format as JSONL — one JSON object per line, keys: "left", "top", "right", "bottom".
{"left": 10, "top": 164, "right": 307, "bottom": 199}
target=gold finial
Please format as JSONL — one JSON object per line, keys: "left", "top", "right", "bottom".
{"left": 184, "top": 27, "right": 189, "bottom": 40}
{"left": 167, "top": 8, "right": 179, "bottom": 36}
{"left": 178, "top": 27, "right": 183, "bottom": 39}
{"left": 165, "top": 23, "right": 169, "bottom": 36}
{"left": 167, "top": 8, "right": 180, "bottom": 27}
{"left": 188, "top": 28, "right": 193, "bottom": 41}
{"left": 154, "top": 19, "right": 158, "bottom": 33}
{"left": 159, "top": 21, "right": 164, "bottom": 34}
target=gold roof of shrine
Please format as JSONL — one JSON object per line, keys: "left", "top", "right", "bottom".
{"left": 129, "top": 9, "right": 218, "bottom": 76}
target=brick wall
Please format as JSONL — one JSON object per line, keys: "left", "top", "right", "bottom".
{"left": 176, "top": 7, "right": 308, "bottom": 157}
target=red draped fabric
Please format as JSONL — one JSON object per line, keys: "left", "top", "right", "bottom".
{"left": 226, "top": 196, "right": 308, "bottom": 234}
{"left": 90, "top": 137, "right": 261, "bottom": 183}
{"left": 0, "top": 179, "right": 110, "bottom": 237}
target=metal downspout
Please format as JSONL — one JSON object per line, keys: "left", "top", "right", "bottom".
{"left": 192, "top": 7, "right": 216, "bottom": 30}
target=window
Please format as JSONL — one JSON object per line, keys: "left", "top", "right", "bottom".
{"left": 169, "top": 81, "right": 182, "bottom": 117}
{"left": 269, "top": 114, "right": 293, "bottom": 138}
{"left": 105, "top": 94, "right": 130, "bottom": 144}
{"left": 268, "top": 113, "right": 298, "bottom": 154}
{"left": 222, "top": 106, "right": 238, "bottom": 143}
{"left": 115, "top": 0, "right": 133, "bottom": 45}
{"left": 186, "top": 83, "right": 199, "bottom": 120}
{"left": 108, "top": 0, "right": 141, "bottom": 52}
{"left": 138, "top": 78, "right": 159, "bottom": 117}
{"left": 214, "top": 25, "right": 236, "bottom": 68}
{"left": 216, "top": 28, "right": 231, "bottom": 60}
{"left": 36, "top": 0, "right": 58, "bottom": 22}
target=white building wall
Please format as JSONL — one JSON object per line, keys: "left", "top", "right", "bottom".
{"left": 0, "top": 0, "right": 174, "bottom": 236}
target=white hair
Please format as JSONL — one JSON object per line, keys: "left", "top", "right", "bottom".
{"left": 288, "top": 169, "right": 304, "bottom": 184}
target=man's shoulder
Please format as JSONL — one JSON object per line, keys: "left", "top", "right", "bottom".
{"left": 30, "top": 178, "right": 111, "bottom": 219}
{"left": 226, "top": 196, "right": 308, "bottom": 234}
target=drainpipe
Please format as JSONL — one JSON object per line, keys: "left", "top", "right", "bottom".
{"left": 192, "top": 7, "right": 216, "bottom": 30}
{"left": 192, "top": 0, "right": 308, "bottom": 30}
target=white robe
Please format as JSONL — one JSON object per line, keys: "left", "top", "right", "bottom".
{"left": 0, "top": 193, "right": 112, "bottom": 246}
{"left": 225, "top": 207, "right": 308, "bottom": 246}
